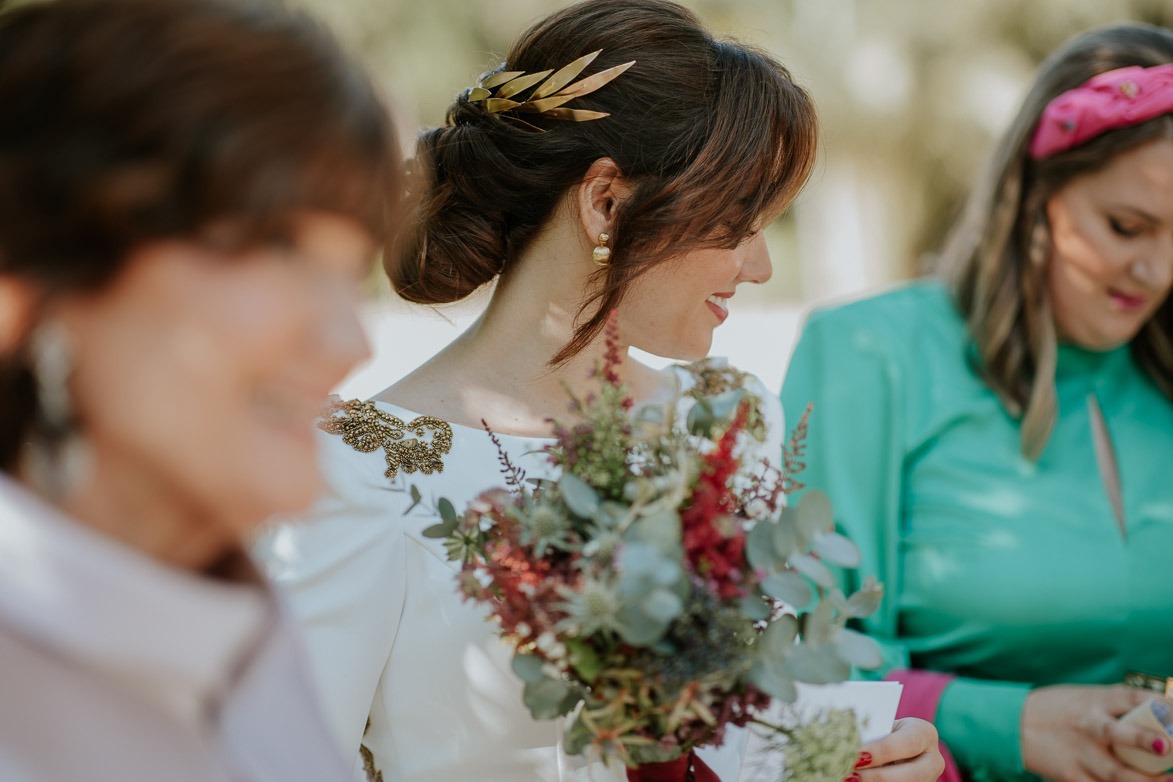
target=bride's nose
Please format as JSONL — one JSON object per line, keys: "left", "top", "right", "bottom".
{"left": 738, "top": 232, "right": 772, "bottom": 285}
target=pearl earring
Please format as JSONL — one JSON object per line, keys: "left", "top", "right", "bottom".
{"left": 592, "top": 232, "right": 611, "bottom": 266}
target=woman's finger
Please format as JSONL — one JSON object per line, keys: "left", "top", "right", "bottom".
{"left": 854, "top": 744, "right": 944, "bottom": 782}
{"left": 1078, "top": 744, "right": 1165, "bottom": 782}
{"left": 1103, "top": 687, "right": 1165, "bottom": 718}
{"left": 1080, "top": 707, "right": 1171, "bottom": 757}
{"left": 1101, "top": 715, "right": 1172, "bottom": 757}
{"left": 857, "top": 719, "right": 938, "bottom": 769}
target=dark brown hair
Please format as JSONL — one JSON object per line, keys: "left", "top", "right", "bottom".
{"left": 0, "top": 0, "right": 398, "bottom": 469}
{"left": 941, "top": 23, "right": 1173, "bottom": 458}
{"left": 389, "top": 0, "right": 817, "bottom": 362}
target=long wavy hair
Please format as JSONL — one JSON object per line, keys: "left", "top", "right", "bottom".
{"left": 941, "top": 23, "right": 1173, "bottom": 459}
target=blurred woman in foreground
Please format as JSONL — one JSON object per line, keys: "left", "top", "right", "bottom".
{"left": 0, "top": 0, "right": 398, "bottom": 779}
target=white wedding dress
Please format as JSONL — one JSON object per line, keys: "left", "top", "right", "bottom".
{"left": 255, "top": 361, "right": 783, "bottom": 782}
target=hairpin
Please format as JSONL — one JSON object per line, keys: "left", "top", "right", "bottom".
{"left": 465, "top": 49, "right": 635, "bottom": 132}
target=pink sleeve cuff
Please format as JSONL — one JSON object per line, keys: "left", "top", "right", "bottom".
{"left": 885, "top": 669, "right": 963, "bottom": 782}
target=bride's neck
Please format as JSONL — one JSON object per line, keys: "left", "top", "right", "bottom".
{"left": 383, "top": 221, "right": 665, "bottom": 435}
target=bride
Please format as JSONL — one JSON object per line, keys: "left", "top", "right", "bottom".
{"left": 257, "top": 1, "right": 944, "bottom": 780}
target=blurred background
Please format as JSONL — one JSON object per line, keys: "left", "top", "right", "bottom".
{"left": 290, "top": 0, "right": 1173, "bottom": 397}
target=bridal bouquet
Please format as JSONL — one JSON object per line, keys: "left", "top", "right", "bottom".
{"left": 427, "top": 323, "right": 884, "bottom": 778}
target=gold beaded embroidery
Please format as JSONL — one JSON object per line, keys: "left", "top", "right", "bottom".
{"left": 685, "top": 358, "right": 749, "bottom": 397}
{"left": 319, "top": 399, "right": 453, "bottom": 478}
{"left": 360, "top": 719, "right": 384, "bottom": 782}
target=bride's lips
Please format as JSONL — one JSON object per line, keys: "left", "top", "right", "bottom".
{"left": 1108, "top": 287, "right": 1147, "bottom": 311}
{"left": 706, "top": 292, "right": 732, "bottom": 324}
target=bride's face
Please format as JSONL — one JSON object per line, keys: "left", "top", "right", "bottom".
{"left": 617, "top": 229, "right": 772, "bottom": 361}
{"left": 54, "top": 212, "right": 373, "bottom": 540}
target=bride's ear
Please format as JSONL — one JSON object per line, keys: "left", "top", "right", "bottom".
{"left": 576, "top": 157, "right": 631, "bottom": 243}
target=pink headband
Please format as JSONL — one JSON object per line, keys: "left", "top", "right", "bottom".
{"left": 1029, "top": 62, "right": 1173, "bottom": 159}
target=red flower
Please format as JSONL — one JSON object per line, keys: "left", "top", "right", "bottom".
{"left": 680, "top": 403, "right": 750, "bottom": 599}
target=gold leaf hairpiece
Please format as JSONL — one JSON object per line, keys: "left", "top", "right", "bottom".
{"left": 466, "top": 50, "right": 635, "bottom": 131}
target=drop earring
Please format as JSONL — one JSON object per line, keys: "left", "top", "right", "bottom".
{"left": 592, "top": 232, "right": 611, "bottom": 267}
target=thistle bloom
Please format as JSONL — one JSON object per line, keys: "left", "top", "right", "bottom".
{"left": 555, "top": 576, "right": 625, "bottom": 637}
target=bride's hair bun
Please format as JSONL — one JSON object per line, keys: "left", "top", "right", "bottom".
{"left": 388, "top": 0, "right": 818, "bottom": 358}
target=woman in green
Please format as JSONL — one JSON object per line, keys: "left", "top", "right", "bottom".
{"left": 782, "top": 24, "right": 1173, "bottom": 782}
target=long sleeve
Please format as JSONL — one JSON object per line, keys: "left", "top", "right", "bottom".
{"left": 255, "top": 430, "right": 407, "bottom": 762}
{"left": 780, "top": 304, "right": 1032, "bottom": 777}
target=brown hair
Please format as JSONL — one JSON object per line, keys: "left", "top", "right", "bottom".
{"left": 388, "top": 0, "right": 817, "bottom": 362}
{"left": 0, "top": 0, "right": 398, "bottom": 470}
{"left": 941, "top": 23, "right": 1173, "bottom": 459}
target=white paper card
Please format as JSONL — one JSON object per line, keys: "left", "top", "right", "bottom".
{"left": 736, "top": 681, "right": 903, "bottom": 782}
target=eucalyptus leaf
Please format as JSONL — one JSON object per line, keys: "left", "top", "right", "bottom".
{"left": 789, "top": 553, "right": 834, "bottom": 588}
{"left": 421, "top": 520, "right": 457, "bottom": 539}
{"left": 437, "top": 497, "right": 458, "bottom": 524}
{"left": 511, "top": 652, "right": 546, "bottom": 684}
{"left": 618, "top": 542, "right": 682, "bottom": 588}
{"left": 739, "top": 593, "right": 772, "bottom": 622}
{"left": 405, "top": 484, "right": 423, "bottom": 514}
{"left": 559, "top": 473, "right": 600, "bottom": 518}
{"left": 617, "top": 608, "right": 669, "bottom": 646}
{"left": 563, "top": 717, "right": 593, "bottom": 756}
{"left": 771, "top": 514, "right": 800, "bottom": 561}
{"left": 811, "top": 532, "right": 861, "bottom": 568}
{"left": 828, "top": 588, "right": 851, "bottom": 615}
{"left": 849, "top": 574, "right": 882, "bottom": 619}
{"left": 796, "top": 490, "right": 834, "bottom": 541}
{"left": 686, "top": 398, "right": 715, "bottom": 437}
{"left": 705, "top": 388, "right": 747, "bottom": 422}
{"left": 784, "top": 643, "right": 852, "bottom": 684}
{"left": 633, "top": 404, "right": 666, "bottom": 426}
{"left": 522, "top": 677, "right": 581, "bottom": 720}
{"left": 746, "top": 519, "right": 782, "bottom": 572}
{"left": 747, "top": 660, "right": 798, "bottom": 702}
{"left": 780, "top": 506, "right": 809, "bottom": 551}
{"left": 624, "top": 510, "right": 682, "bottom": 558}
{"left": 846, "top": 583, "right": 884, "bottom": 618}
{"left": 760, "top": 571, "right": 814, "bottom": 609}
{"left": 758, "top": 614, "right": 799, "bottom": 659}
{"left": 640, "top": 588, "right": 684, "bottom": 623}
{"left": 834, "top": 628, "right": 884, "bottom": 670}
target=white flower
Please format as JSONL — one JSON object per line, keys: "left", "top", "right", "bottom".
{"left": 515, "top": 622, "right": 532, "bottom": 638}
{"left": 746, "top": 498, "right": 770, "bottom": 520}
{"left": 536, "top": 632, "right": 559, "bottom": 652}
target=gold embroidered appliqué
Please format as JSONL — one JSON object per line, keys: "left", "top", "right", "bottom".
{"left": 360, "top": 719, "right": 384, "bottom": 782}
{"left": 319, "top": 399, "right": 454, "bottom": 478}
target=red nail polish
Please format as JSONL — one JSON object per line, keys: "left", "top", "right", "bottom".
{"left": 1154, "top": 738, "right": 1167, "bottom": 755}
{"left": 855, "top": 752, "right": 873, "bottom": 769}
{"left": 843, "top": 775, "right": 862, "bottom": 782}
